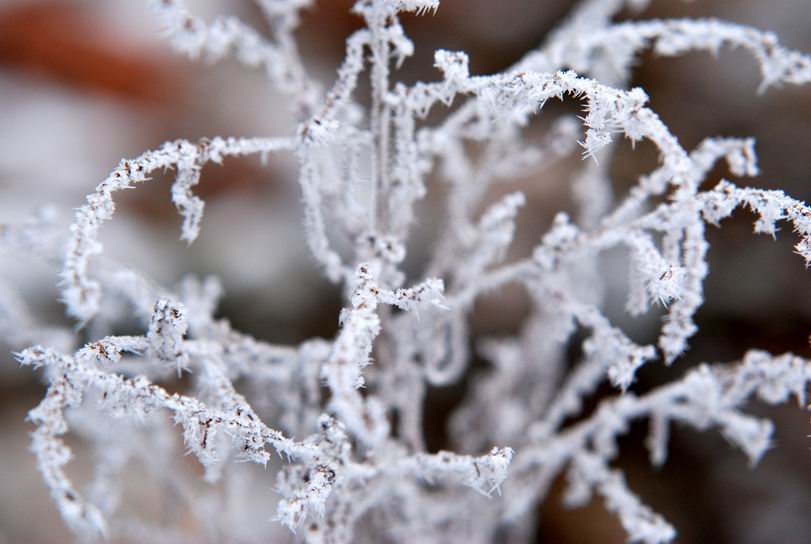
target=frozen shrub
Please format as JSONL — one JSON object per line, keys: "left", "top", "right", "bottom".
{"left": 3, "top": 0, "right": 811, "bottom": 542}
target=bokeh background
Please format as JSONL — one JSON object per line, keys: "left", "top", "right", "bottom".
{"left": 0, "top": 0, "right": 810, "bottom": 542}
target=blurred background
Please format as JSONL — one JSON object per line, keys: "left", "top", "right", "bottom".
{"left": 0, "top": 0, "right": 810, "bottom": 542}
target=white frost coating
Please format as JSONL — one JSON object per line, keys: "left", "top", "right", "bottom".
{"left": 4, "top": 0, "right": 811, "bottom": 542}
{"left": 147, "top": 298, "right": 189, "bottom": 375}
{"left": 566, "top": 452, "right": 677, "bottom": 543}
{"left": 523, "top": 18, "right": 811, "bottom": 90}
{"left": 61, "top": 136, "right": 296, "bottom": 323}
{"left": 322, "top": 264, "right": 445, "bottom": 446}
{"left": 149, "top": 0, "right": 319, "bottom": 116}
{"left": 505, "top": 351, "right": 811, "bottom": 528}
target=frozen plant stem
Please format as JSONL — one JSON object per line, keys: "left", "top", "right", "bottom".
{"left": 4, "top": 0, "right": 811, "bottom": 543}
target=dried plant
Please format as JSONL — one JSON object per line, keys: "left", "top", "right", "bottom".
{"left": 4, "top": 0, "right": 811, "bottom": 542}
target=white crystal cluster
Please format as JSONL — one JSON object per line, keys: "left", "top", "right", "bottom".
{"left": 3, "top": 0, "right": 811, "bottom": 542}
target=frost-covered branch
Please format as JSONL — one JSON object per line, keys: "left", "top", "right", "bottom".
{"left": 19, "top": 339, "right": 318, "bottom": 535}
{"left": 524, "top": 18, "right": 811, "bottom": 91}
{"left": 62, "top": 136, "right": 295, "bottom": 323}
{"left": 149, "top": 0, "right": 319, "bottom": 116}
{"left": 8, "top": 0, "right": 811, "bottom": 542}
{"left": 506, "top": 350, "right": 811, "bottom": 529}
{"left": 322, "top": 263, "right": 445, "bottom": 446}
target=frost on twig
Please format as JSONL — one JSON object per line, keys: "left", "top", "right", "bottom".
{"left": 8, "top": 0, "right": 811, "bottom": 542}
{"left": 149, "top": 0, "right": 319, "bottom": 116}
{"left": 61, "top": 136, "right": 296, "bottom": 323}
{"left": 17, "top": 328, "right": 319, "bottom": 537}
{"left": 504, "top": 350, "right": 811, "bottom": 531}
{"left": 322, "top": 263, "right": 445, "bottom": 446}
